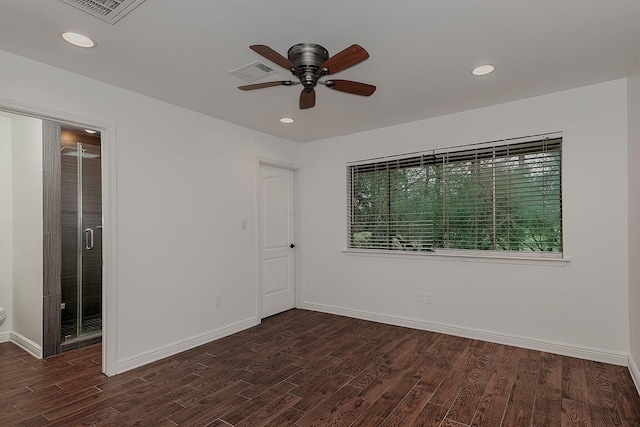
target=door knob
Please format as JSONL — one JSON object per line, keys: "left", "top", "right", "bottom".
{"left": 289, "top": 243, "right": 295, "bottom": 248}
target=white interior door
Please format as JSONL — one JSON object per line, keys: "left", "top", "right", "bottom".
{"left": 260, "top": 164, "right": 295, "bottom": 318}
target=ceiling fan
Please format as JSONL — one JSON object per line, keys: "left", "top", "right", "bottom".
{"left": 238, "top": 43, "right": 376, "bottom": 109}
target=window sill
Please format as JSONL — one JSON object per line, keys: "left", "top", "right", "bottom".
{"left": 342, "top": 248, "right": 570, "bottom": 266}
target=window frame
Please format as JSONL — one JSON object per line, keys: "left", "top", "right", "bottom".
{"left": 346, "top": 133, "right": 564, "bottom": 259}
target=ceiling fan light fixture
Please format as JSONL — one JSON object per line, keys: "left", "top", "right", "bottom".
{"left": 84, "top": 129, "right": 97, "bottom": 134}
{"left": 280, "top": 117, "right": 295, "bottom": 124}
{"left": 472, "top": 64, "right": 495, "bottom": 76}
{"left": 62, "top": 32, "right": 96, "bottom": 48}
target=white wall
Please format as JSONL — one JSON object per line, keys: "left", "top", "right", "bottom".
{"left": 299, "top": 79, "right": 630, "bottom": 362}
{"left": 0, "top": 49, "right": 300, "bottom": 367}
{"left": 10, "top": 115, "right": 44, "bottom": 346}
{"left": 628, "top": 56, "right": 640, "bottom": 383}
{"left": 0, "top": 116, "right": 13, "bottom": 338}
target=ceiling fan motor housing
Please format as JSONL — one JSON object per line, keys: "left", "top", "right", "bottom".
{"left": 288, "top": 43, "right": 329, "bottom": 90}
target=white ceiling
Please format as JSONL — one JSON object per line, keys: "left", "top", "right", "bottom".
{"left": 0, "top": 1, "right": 639, "bottom": 142}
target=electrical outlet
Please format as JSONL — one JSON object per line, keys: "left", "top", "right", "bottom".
{"left": 417, "top": 291, "right": 425, "bottom": 302}
{"left": 425, "top": 292, "right": 433, "bottom": 305}
{"left": 215, "top": 294, "right": 222, "bottom": 306}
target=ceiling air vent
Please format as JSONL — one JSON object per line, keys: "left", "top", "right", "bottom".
{"left": 230, "top": 62, "right": 277, "bottom": 83}
{"left": 59, "top": 0, "right": 146, "bottom": 24}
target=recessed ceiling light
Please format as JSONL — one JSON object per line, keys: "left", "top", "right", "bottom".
{"left": 472, "top": 64, "right": 495, "bottom": 76}
{"left": 62, "top": 32, "right": 95, "bottom": 48}
{"left": 280, "top": 117, "right": 295, "bottom": 124}
{"left": 84, "top": 129, "right": 97, "bottom": 134}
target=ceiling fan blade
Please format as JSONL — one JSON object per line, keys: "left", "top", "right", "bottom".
{"left": 250, "top": 45, "right": 296, "bottom": 71}
{"left": 300, "top": 88, "right": 316, "bottom": 109}
{"left": 238, "top": 81, "right": 294, "bottom": 91}
{"left": 325, "top": 80, "right": 376, "bottom": 96}
{"left": 320, "top": 44, "right": 369, "bottom": 75}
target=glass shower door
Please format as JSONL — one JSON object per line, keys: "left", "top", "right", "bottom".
{"left": 61, "top": 142, "right": 79, "bottom": 340}
{"left": 61, "top": 141, "right": 102, "bottom": 341}
{"left": 80, "top": 143, "right": 102, "bottom": 336}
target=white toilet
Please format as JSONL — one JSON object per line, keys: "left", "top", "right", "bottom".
{"left": 0, "top": 307, "right": 6, "bottom": 327}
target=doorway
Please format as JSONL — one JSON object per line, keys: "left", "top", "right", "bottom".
{"left": 42, "top": 122, "right": 103, "bottom": 356}
{"left": 1, "top": 101, "right": 116, "bottom": 375}
{"left": 59, "top": 127, "right": 102, "bottom": 352}
{"left": 259, "top": 164, "right": 296, "bottom": 318}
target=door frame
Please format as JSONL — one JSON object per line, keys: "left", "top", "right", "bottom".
{"left": 0, "top": 97, "right": 118, "bottom": 376}
{"left": 256, "top": 158, "right": 300, "bottom": 320}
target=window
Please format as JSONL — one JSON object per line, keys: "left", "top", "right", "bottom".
{"left": 347, "top": 135, "right": 562, "bottom": 256}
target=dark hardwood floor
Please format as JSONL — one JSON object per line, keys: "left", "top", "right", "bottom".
{"left": 1, "top": 309, "right": 639, "bottom": 426}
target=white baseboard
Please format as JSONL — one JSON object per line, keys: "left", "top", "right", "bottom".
{"left": 629, "top": 355, "right": 640, "bottom": 396}
{"left": 115, "top": 317, "right": 260, "bottom": 374}
{"left": 300, "top": 302, "right": 629, "bottom": 366}
{"left": 10, "top": 332, "right": 42, "bottom": 359}
{"left": 0, "top": 331, "right": 10, "bottom": 343}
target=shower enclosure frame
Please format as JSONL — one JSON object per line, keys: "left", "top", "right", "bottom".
{"left": 60, "top": 139, "right": 103, "bottom": 346}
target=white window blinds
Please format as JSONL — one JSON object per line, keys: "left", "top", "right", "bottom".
{"left": 347, "top": 135, "right": 562, "bottom": 255}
